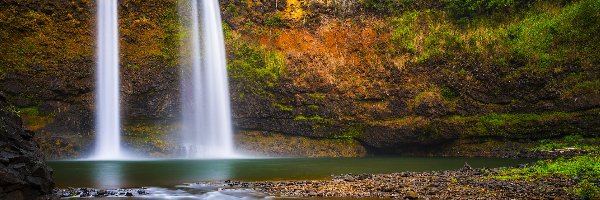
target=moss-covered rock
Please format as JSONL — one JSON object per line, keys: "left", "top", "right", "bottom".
{"left": 236, "top": 131, "right": 367, "bottom": 157}
{"left": 1, "top": 0, "right": 599, "bottom": 158}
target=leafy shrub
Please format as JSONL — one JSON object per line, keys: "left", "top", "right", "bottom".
{"left": 228, "top": 42, "right": 285, "bottom": 95}
{"left": 493, "top": 155, "right": 600, "bottom": 181}
{"left": 264, "top": 13, "right": 286, "bottom": 27}
{"left": 390, "top": 11, "right": 419, "bottom": 54}
{"left": 359, "top": 0, "right": 416, "bottom": 15}
{"left": 18, "top": 107, "right": 39, "bottom": 116}
{"left": 533, "top": 135, "right": 600, "bottom": 151}
{"left": 443, "top": 0, "right": 532, "bottom": 19}
{"left": 574, "top": 180, "right": 600, "bottom": 200}
{"left": 440, "top": 87, "right": 457, "bottom": 100}
{"left": 506, "top": 0, "right": 600, "bottom": 69}
{"left": 272, "top": 103, "right": 293, "bottom": 111}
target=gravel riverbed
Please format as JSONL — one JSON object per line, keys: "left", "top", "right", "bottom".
{"left": 249, "top": 165, "right": 576, "bottom": 199}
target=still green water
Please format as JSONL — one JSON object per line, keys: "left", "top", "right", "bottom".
{"left": 48, "top": 157, "right": 531, "bottom": 189}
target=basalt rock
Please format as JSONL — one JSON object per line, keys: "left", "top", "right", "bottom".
{"left": 0, "top": 93, "right": 55, "bottom": 200}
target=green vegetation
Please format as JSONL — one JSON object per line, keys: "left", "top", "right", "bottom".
{"left": 307, "top": 93, "right": 326, "bottom": 101}
{"left": 532, "top": 135, "right": 600, "bottom": 152}
{"left": 124, "top": 122, "right": 174, "bottom": 154}
{"left": 6, "top": 105, "right": 20, "bottom": 115}
{"left": 264, "top": 13, "right": 286, "bottom": 27}
{"left": 157, "top": 1, "right": 183, "bottom": 66}
{"left": 442, "top": 0, "right": 527, "bottom": 19}
{"left": 359, "top": 0, "right": 416, "bottom": 15}
{"left": 272, "top": 103, "right": 294, "bottom": 111}
{"left": 294, "top": 115, "right": 332, "bottom": 123}
{"left": 227, "top": 42, "right": 285, "bottom": 94}
{"left": 478, "top": 112, "right": 565, "bottom": 127}
{"left": 294, "top": 115, "right": 323, "bottom": 121}
{"left": 574, "top": 179, "right": 600, "bottom": 200}
{"left": 331, "top": 124, "right": 364, "bottom": 141}
{"left": 503, "top": 0, "right": 600, "bottom": 70}
{"left": 389, "top": 11, "right": 419, "bottom": 54}
{"left": 373, "top": 0, "right": 600, "bottom": 95}
{"left": 226, "top": 21, "right": 286, "bottom": 96}
{"left": 491, "top": 154, "right": 600, "bottom": 199}
{"left": 493, "top": 155, "right": 600, "bottom": 181}
{"left": 2, "top": 0, "right": 599, "bottom": 160}
{"left": 17, "top": 107, "right": 40, "bottom": 116}
{"left": 440, "top": 86, "right": 457, "bottom": 100}
{"left": 444, "top": 111, "right": 578, "bottom": 137}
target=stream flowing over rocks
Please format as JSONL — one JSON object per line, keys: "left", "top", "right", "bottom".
{"left": 0, "top": 93, "right": 55, "bottom": 200}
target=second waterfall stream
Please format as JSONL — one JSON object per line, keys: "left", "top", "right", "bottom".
{"left": 180, "top": 0, "right": 236, "bottom": 158}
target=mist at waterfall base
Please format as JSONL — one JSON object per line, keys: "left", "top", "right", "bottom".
{"left": 92, "top": 0, "right": 124, "bottom": 160}
{"left": 179, "top": 0, "right": 236, "bottom": 158}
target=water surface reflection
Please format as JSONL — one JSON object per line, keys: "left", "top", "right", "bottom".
{"left": 49, "top": 157, "right": 533, "bottom": 189}
{"left": 92, "top": 161, "right": 123, "bottom": 189}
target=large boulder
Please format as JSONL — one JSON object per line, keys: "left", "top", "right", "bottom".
{"left": 0, "top": 93, "right": 54, "bottom": 200}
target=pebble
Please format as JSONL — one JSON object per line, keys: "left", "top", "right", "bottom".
{"left": 248, "top": 166, "right": 576, "bottom": 199}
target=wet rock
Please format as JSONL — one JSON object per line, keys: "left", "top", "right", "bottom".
{"left": 405, "top": 191, "right": 418, "bottom": 199}
{"left": 0, "top": 95, "right": 55, "bottom": 199}
{"left": 137, "top": 189, "right": 146, "bottom": 195}
{"left": 96, "top": 190, "right": 107, "bottom": 196}
{"left": 250, "top": 166, "right": 576, "bottom": 199}
{"left": 461, "top": 162, "right": 472, "bottom": 172}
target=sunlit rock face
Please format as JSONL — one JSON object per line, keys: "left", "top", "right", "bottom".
{"left": 0, "top": 93, "right": 54, "bottom": 200}
{"left": 1, "top": 0, "right": 600, "bottom": 159}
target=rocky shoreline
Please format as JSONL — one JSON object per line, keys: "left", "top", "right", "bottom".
{"left": 250, "top": 164, "right": 576, "bottom": 199}
{"left": 55, "top": 163, "right": 579, "bottom": 199}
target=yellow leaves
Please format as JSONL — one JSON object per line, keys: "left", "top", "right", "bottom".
{"left": 276, "top": 29, "right": 315, "bottom": 53}
{"left": 369, "top": 116, "right": 430, "bottom": 128}
{"left": 120, "top": 13, "right": 165, "bottom": 65}
{"left": 269, "top": 18, "right": 393, "bottom": 98}
{"left": 245, "top": 0, "right": 262, "bottom": 8}
{"left": 284, "top": 0, "right": 306, "bottom": 22}
{"left": 21, "top": 115, "right": 55, "bottom": 132}
{"left": 133, "top": 16, "right": 151, "bottom": 26}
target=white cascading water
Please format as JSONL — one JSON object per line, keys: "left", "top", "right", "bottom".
{"left": 93, "top": 0, "right": 122, "bottom": 160}
{"left": 180, "top": 0, "right": 235, "bottom": 158}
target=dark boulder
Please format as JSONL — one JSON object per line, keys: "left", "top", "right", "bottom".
{"left": 0, "top": 93, "right": 55, "bottom": 200}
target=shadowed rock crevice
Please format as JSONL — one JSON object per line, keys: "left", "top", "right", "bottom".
{"left": 0, "top": 93, "right": 55, "bottom": 200}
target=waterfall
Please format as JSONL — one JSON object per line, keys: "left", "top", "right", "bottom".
{"left": 93, "top": 0, "right": 122, "bottom": 160}
{"left": 180, "top": 0, "right": 235, "bottom": 158}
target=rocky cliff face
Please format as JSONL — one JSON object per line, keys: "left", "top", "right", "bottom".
{"left": 224, "top": 0, "right": 600, "bottom": 154}
{"left": 0, "top": 93, "right": 54, "bottom": 199}
{"left": 0, "top": 0, "right": 598, "bottom": 159}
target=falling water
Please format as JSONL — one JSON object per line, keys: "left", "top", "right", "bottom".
{"left": 180, "top": 0, "right": 235, "bottom": 158}
{"left": 93, "top": 0, "right": 122, "bottom": 159}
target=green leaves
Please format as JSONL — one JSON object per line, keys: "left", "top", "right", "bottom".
{"left": 443, "top": 0, "right": 523, "bottom": 19}
{"left": 228, "top": 42, "right": 285, "bottom": 96}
